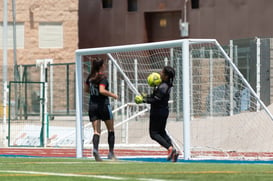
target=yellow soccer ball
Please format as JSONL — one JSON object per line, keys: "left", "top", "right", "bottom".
{"left": 147, "top": 72, "right": 162, "bottom": 87}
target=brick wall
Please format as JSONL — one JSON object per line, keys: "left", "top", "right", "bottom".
{"left": 0, "top": 0, "right": 78, "bottom": 65}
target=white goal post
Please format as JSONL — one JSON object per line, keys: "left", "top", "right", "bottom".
{"left": 75, "top": 39, "right": 273, "bottom": 160}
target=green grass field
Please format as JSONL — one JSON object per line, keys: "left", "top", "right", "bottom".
{"left": 1, "top": 157, "right": 273, "bottom": 181}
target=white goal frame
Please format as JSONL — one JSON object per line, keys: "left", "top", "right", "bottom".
{"left": 75, "top": 39, "right": 273, "bottom": 159}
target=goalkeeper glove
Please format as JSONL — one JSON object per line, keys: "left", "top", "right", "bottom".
{"left": 141, "top": 92, "right": 147, "bottom": 98}
{"left": 135, "top": 95, "right": 144, "bottom": 104}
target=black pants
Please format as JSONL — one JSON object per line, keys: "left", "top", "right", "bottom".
{"left": 149, "top": 107, "right": 172, "bottom": 150}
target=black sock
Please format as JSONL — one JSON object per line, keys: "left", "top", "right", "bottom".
{"left": 92, "top": 134, "right": 100, "bottom": 153}
{"left": 108, "top": 131, "right": 115, "bottom": 153}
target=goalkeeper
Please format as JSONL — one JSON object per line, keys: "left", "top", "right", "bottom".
{"left": 135, "top": 66, "right": 179, "bottom": 162}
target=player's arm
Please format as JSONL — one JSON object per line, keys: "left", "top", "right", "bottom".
{"left": 84, "top": 82, "right": 90, "bottom": 93}
{"left": 84, "top": 75, "right": 91, "bottom": 93}
{"left": 99, "top": 84, "right": 118, "bottom": 99}
{"left": 135, "top": 87, "right": 163, "bottom": 104}
{"left": 145, "top": 84, "right": 167, "bottom": 104}
{"left": 145, "top": 91, "right": 162, "bottom": 104}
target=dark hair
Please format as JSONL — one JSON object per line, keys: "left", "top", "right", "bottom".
{"left": 163, "top": 66, "right": 175, "bottom": 86}
{"left": 88, "top": 57, "right": 106, "bottom": 84}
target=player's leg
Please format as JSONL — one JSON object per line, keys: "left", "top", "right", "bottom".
{"left": 160, "top": 116, "right": 173, "bottom": 146}
{"left": 92, "top": 119, "right": 101, "bottom": 153}
{"left": 92, "top": 120, "right": 103, "bottom": 161}
{"left": 149, "top": 109, "right": 178, "bottom": 162}
{"left": 104, "top": 119, "right": 117, "bottom": 160}
{"left": 89, "top": 104, "right": 103, "bottom": 161}
{"left": 103, "top": 105, "right": 117, "bottom": 160}
{"left": 149, "top": 113, "right": 172, "bottom": 150}
{"left": 160, "top": 129, "right": 179, "bottom": 162}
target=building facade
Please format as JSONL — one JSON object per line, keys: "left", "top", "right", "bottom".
{"left": 0, "top": 0, "right": 78, "bottom": 65}
{"left": 79, "top": 0, "right": 273, "bottom": 48}
{"left": 79, "top": 0, "right": 184, "bottom": 48}
{"left": 2, "top": 0, "right": 273, "bottom": 64}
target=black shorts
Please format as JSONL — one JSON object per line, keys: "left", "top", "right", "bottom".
{"left": 149, "top": 107, "right": 169, "bottom": 132}
{"left": 88, "top": 103, "right": 113, "bottom": 122}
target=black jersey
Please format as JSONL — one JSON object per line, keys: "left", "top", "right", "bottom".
{"left": 145, "top": 81, "right": 171, "bottom": 109}
{"left": 86, "top": 78, "right": 110, "bottom": 105}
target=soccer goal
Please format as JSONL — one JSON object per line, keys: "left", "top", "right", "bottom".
{"left": 75, "top": 39, "right": 273, "bottom": 160}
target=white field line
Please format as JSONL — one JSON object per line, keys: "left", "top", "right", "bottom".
{"left": 0, "top": 170, "right": 172, "bottom": 181}
{"left": 0, "top": 170, "right": 126, "bottom": 180}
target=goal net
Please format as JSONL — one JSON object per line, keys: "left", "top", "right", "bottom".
{"left": 75, "top": 39, "right": 273, "bottom": 160}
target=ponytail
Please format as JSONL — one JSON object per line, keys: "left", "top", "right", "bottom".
{"left": 163, "top": 66, "right": 175, "bottom": 87}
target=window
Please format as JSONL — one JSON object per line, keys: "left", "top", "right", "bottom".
{"left": 0, "top": 22, "right": 24, "bottom": 49}
{"left": 39, "top": 22, "right": 63, "bottom": 48}
{"left": 191, "top": 0, "right": 199, "bottom": 9}
{"left": 102, "top": 0, "right": 113, "bottom": 8}
{"left": 128, "top": 0, "right": 137, "bottom": 12}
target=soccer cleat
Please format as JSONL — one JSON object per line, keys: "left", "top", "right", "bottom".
{"left": 172, "top": 152, "right": 179, "bottom": 162}
{"left": 167, "top": 147, "right": 176, "bottom": 161}
{"left": 108, "top": 152, "right": 118, "bottom": 161}
{"left": 93, "top": 152, "right": 103, "bottom": 162}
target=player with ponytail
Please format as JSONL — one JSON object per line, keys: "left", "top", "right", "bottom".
{"left": 85, "top": 57, "right": 118, "bottom": 161}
